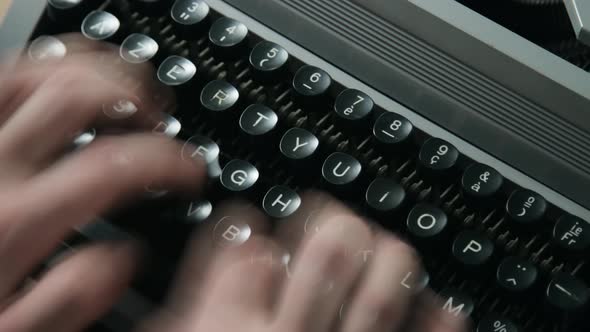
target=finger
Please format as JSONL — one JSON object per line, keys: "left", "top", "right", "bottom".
{"left": 0, "top": 242, "right": 139, "bottom": 332}
{"left": 274, "top": 191, "right": 354, "bottom": 255}
{"left": 274, "top": 206, "right": 373, "bottom": 332}
{"left": 340, "top": 233, "right": 422, "bottom": 332}
{"left": 166, "top": 202, "right": 272, "bottom": 315}
{"left": 0, "top": 280, "right": 35, "bottom": 313}
{"left": 199, "top": 236, "right": 286, "bottom": 319}
{"left": 407, "top": 291, "right": 469, "bottom": 332}
{"left": 32, "top": 33, "right": 115, "bottom": 57}
{"left": 0, "top": 133, "right": 205, "bottom": 298}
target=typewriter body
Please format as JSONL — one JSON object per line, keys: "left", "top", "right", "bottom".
{"left": 0, "top": 0, "right": 589, "bottom": 331}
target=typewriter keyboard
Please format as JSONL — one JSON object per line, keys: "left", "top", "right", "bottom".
{"left": 30, "top": 0, "right": 590, "bottom": 331}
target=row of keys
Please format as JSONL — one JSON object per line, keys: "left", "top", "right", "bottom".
{"left": 177, "top": 63, "right": 590, "bottom": 252}
{"left": 184, "top": 120, "right": 588, "bottom": 256}
{"left": 438, "top": 273, "right": 588, "bottom": 331}
{"left": 190, "top": 77, "right": 590, "bottom": 255}
{"left": 171, "top": 193, "right": 588, "bottom": 318}
{"left": 49, "top": 0, "right": 248, "bottom": 63}
{"left": 404, "top": 205, "right": 589, "bottom": 310}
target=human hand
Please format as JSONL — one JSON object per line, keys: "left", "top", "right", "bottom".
{"left": 139, "top": 193, "right": 468, "bottom": 332}
{"left": 0, "top": 34, "right": 206, "bottom": 331}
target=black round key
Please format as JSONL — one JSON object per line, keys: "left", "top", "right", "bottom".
{"left": 438, "top": 289, "right": 474, "bottom": 317}
{"left": 292, "top": 65, "right": 331, "bottom": 101}
{"left": 212, "top": 215, "right": 253, "bottom": 247}
{"left": 373, "top": 112, "right": 413, "bottom": 150}
{"left": 322, "top": 152, "right": 364, "bottom": 199}
{"left": 407, "top": 204, "right": 448, "bottom": 240}
{"left": 28, "top": 35, "right": 67, "bottom": 62}
{"left": 152, "top": 113, "right": 181, "bottom": 138}
{"left": 496, "top": 256, "right": 538, "bottom": 292}
{"left": 263, "top": 186, "right": 301, "bottom": 218}
{"left": 249, "top": 41, "right": 289, "bottom": 83}
{"left": 279, "top": 128, "right": 320, "bottom": 182}
{"left": 131, "top": 0, "right": 170, "bottom": 16}
{"left": 365, "top": 177, "right": 406, "bottom": 213}
{"left": 120, "top": 33, "right": 159, "bottom": 64}
{"left": 170, "top": 0, "right": 209, "bottom": 37}
{"left": 506, "top": 189, "right": 547, "bottom": 226}
{"left": 220, "top": 160, "right": 259, "bottom": 192}
{"left": 477, "top": 313, "right": 519, "bottom": 332}
{"left": 322, "top": 152, "right": 362, "bottom": 185}
{"left": 452, "top": 230, "right": 494, "bottom": 267}
{"left": 209, "top": 17, "right": 248, "bottom": 59}
{"left": 239, "top": 104, "right": 278, "bottom": 136}
{"left": 400, "top": 270, "right": 430, "bottom": 293}
{"left": 81, "top": 10, "right": 121, "bottom": 41}
{"left": 334, "top": 89, "right": 374, "bottom": 128}
{"left": 552, "top": 215, "right": 590, "bottom": 252}
{"left": 418, "top": 137, "right": 459, "bottom": 179}
{"left": 157, "top": 55, "right": 197, "bottom": 86}
{"left": 182, "top": 135, "right": 222, "bottom": 178}
{"left": 280, "top": 128, "right": 320, "bottom": 161}
{"left": 178, "top": 200, "right": 213, "bottom": 225}
{"left": 546, "top": 272, "right": 589, "bottom": 311}
{"left": 461, "top": 163, "right": 504, "bottom": 208}
{"left": 200, "top": 80, "right": 240, "bottom": 112}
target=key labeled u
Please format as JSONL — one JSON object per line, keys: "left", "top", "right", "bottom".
{"left": 332, "top": 162, "right": 351, "bottom": 177}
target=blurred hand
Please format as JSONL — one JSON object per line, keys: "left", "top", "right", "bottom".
{"left": 0, "top": 34, "right": 205, "bottom": 331}
{"left": 0, "top": 35, "right": 467, "bottom": 332}
{"left": 139, "top": 194, "right": 468, "bottom": 332}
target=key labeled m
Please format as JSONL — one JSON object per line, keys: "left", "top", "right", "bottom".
{"left": 442, "top": 297, "right": 464, "bottom": 317}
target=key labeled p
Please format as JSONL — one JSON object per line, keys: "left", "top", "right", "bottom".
{"left": 463, "top": 240, "right": 482, "bottom": 253}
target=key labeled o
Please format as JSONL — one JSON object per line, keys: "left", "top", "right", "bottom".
{"left": 417, "top": 213, "right": 436, "bottom": 230}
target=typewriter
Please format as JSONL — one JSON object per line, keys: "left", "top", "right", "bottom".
{"left": 0, "top": 0, "right": 589, "bottom": 331}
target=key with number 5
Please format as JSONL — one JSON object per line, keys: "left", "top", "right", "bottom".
{"left": 249, "top": 41, "right": 290, "bottom": 84}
